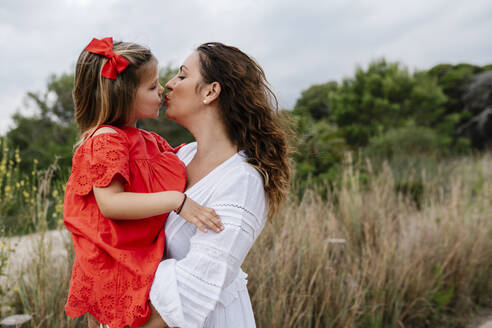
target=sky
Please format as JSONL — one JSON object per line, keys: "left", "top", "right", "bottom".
{"left": 1, "top": 0, "right": 491, "bottom": 134}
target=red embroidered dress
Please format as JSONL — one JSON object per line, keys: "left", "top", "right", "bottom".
{"left": 64, "top": 125, "right": 186, "bottom": 327}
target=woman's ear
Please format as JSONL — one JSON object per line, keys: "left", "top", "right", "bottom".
{"left": 203, "top": 82, "right": 221, "bottom": 104}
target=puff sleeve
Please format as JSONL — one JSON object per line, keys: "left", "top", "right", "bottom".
{"left": 149, "top": 165, "right": 267, "bottom": 328}
{"left": 70, "top": 133, "right": 131, "bottom": 196}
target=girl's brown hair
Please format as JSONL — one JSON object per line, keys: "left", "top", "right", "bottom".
{"left": 73, "top": 40, "right": 155, "bottom": 149}
{"left": 196, "top": 42, "right": 291, "bottom": 219}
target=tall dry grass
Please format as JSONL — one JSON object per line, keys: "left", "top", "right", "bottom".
{"left": 1, "top": 147, "right": 491, "bottom": 327}
{"left": 245, "top": 154, "right": 492, "bottom": 327}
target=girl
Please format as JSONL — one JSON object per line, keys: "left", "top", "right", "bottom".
{"left": 63, "top": 37, "right": 223, "bottom": 328}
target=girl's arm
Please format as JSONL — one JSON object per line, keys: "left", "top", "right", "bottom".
{"left": 93, "top": 176, "right": 223, "bottom": 233}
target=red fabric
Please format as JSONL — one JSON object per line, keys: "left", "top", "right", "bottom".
{"left": 64, "top": 125, "right": 186, "bottom": 327}
{"left": 85, "top": 37, "right": 130, "bottom": 79}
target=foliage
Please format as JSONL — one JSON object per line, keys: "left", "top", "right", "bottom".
{"left": 365, "top": 126, "right": 448, "bottom": 159}
{"left": 6, "top": 73, "right": 77, "bottom": 175}
{"left": 427, "top": 63, "right": 485, "bottom": 117}
{"left": 328, "top": 59, "right": 447, "bottom": 147}
{"left": 292, "top": 81, "right": 338, "bottom": 120}
{"left": 291, "top": 116, "right": 347, "bottom": 192}
{"left": 462, "top": 70, "right": 492, "bottom": 114}
{"left": 426, "top": 64, "right": 492, "bottom": 143}
{"left": 0, "top": 154, "right": 80, "bottom": 326}
{"left": 0, "top": 137, "right": 65, "bottom": 236}
{"left": 290, "top": 59, "right": 453, "bottom": 190}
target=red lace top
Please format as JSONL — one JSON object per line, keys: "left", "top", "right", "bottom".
{"left": 63, "top": 125, "right": 187, "bottom": 328}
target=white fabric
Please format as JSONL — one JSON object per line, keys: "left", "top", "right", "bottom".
{"left": 150, "top": 142, "right": 266, "bottom": 328}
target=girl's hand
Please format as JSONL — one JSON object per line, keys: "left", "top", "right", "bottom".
{"left": 177, "top": 195, "right": 224, "bottom": 233}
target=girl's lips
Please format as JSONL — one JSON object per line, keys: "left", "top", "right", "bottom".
{"left": 163, "top": 95, "right": 169, "bottom": 106}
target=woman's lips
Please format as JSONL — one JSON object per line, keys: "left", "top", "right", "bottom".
{"left": 163, "top": 95, "right": 169, "bottom": 106}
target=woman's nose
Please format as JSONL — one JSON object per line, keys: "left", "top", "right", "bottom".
{"left": 165, "top": 79, "right": 174, "bottom": 91}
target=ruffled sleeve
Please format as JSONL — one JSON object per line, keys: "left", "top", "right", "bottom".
{"left": 149, "top": 164, "right": 267, "bottom": 328}
{"left": 70, "top": 132, "right": 130, "bottom": 196}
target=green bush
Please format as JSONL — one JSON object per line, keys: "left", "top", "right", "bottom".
{"left": 292, "top": 117, "right": 348, "bottom": 193}
{"left": 365, "top": 126, "right": 450, "bottom": 159}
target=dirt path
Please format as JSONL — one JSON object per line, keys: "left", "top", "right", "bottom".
{"left": 0, "top": 230, "right": 68, "bottom": 287}
{"left": 467, "top": 309, "right": 492, "bottom": 328}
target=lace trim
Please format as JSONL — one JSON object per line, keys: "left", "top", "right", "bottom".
{"left": 212, "top": 203, "right": 258, "bottom": 221}
{"left": 190, "top": 242, "right": 240, "bottom": 267}
{"left": 177, "top": 263, "right": 222, "bottom": 288}
{"left": 224, "top": 221, "right": 253, "bottom": 238}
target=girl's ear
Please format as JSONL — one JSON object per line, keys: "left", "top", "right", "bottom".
{"left": 203, "top": 82, "right": 221, "bottom": 104}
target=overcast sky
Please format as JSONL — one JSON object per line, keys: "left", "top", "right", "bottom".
{"left": 1, "top": 0, "right": 491, "bottom": 134}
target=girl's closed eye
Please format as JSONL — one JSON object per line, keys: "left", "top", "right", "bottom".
{"left": 178, "top": 75, "right": 185, "bottom": 80}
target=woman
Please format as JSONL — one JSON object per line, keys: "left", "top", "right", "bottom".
{"left": 140, "top": 42, "right": 290, "bottom": 328}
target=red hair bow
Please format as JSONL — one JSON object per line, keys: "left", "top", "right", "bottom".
{"left": 85, "top": 37, "right": 130, "bottom": 80}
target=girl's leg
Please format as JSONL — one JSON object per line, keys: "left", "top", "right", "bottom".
{"left": 87, "top": 313, "right": 99, "bottom": 328}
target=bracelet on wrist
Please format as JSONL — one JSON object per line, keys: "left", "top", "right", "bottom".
{"left": 175, "top": 193, "right": 187, "bottom": 215}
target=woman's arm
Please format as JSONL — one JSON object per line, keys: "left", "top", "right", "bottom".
{"left": 93, "top": 177, "right": 223, "bottom": 233}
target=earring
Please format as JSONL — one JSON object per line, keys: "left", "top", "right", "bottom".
{"left": 203, "top": 100, "right": 207, "bottom": 104}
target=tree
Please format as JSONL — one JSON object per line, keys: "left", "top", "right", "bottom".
{"left": 462, "top": 70, "right": 492, "bottom": 114}
{"left": 292, "top": 82, "right": 338, "bottom": 120}
{"left": 329, "top": 59, "right": 446, "bottom": 147}
{"left": 6, "top": 73, "right": 77, "bottom": 174}
{"left": 292, "top": 117, "right": 347, "bottom": 190}
{"left": 427, "top": 63, "right": 483, "bottom": 118}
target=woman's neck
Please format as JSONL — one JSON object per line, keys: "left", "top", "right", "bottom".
{"left": 187, "top": 110, "right": 237, "bottom": 164}
{"left": 195, "top": 128, "right": 237, "bottom": 163}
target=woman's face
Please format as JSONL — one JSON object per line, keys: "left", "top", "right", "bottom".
{"left": 164, "top": 51, "right": 205, "bottom": 123}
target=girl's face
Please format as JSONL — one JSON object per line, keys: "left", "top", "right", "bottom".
{"left": 164, "top": 51, "right": 206, "bottom": 123}
{"left": 129, "top": 60, "right": 165, "bottom": 126}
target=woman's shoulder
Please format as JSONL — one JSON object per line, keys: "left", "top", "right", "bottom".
{"left": 214, "top": 151, "right": 264, "bottom": 190}
{"left": 207, "top": 152, "right": 267, "bottom": 222}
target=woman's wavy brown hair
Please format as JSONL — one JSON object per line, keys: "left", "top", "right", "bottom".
{"left": 73, "top": 40, "right": 155, "bottom": 149}
{"left": 197, "top": 42, "right": 291, "bottom": 219}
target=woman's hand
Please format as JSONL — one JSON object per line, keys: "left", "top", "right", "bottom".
{"left": 178, "top": 195, "right": 224, "bottom": 233}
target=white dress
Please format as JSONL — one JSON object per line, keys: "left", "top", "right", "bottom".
{"left": 149, "top": 142, "right": 267, "bottom": 328}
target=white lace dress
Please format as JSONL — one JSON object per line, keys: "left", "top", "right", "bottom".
{"left": 149, "top": 142, "right": 267, "bottom": 328}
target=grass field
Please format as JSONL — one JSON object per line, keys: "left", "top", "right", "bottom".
{"left": 0, "top": 142, "right": 491, "bottom": 327}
